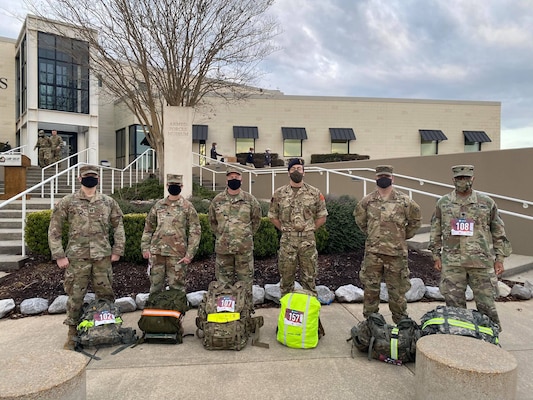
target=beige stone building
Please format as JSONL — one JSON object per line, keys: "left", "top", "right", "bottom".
{"left": 0, "top": 15, "right": 500, "bottom": 169}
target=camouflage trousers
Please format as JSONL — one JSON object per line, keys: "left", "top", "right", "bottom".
{"left": 278, "top": 232, "right": 318, "bottom": 297}
{"left": 149, "top": 254, "right": 187, "bottom": 296}
{"left": 63, "top": 257, "right": 115, "bottom": 326}
{"left": 38, "top": 148, "right": 51, "bottom": 167}
{"left": 215, "top": 252, "right": 254, "bottom": 302}
{"left": 440, "top": 264, "right": 500, "bottom": 326}
{"left": 360, "top": 252, "right": 411, "bottom": 324}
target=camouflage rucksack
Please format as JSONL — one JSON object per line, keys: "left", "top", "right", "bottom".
{"left": 76, "top": 299, "right": 137, "bottom": 349}
{"left": 195, "top": 281, "right": 267, "bottom": 350}
{"left": 349, "top": 313, "right": 420, "bottom": 363}
{"left": 420, "top": 305, "right": 500, "bottom": 345}
{"left": 137, "top": 289, "right": 189, "bottom": 344}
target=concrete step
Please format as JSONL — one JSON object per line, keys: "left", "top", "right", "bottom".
{"left": 0, "top": 229, "right": 22, "bottom": 241}
{"left": 502, "top": 254, "right": 533, "bottom": 283}
{"left": 0, "top": 255, "right": 28, "bottom": 271}
{"left": 407, "top": 231, "right": 430, "bottom": 251}
{"left": 0, "top": 240, "right": 26, "bottom": 255}
{"left": 1, "top": 218, "right": 24, "bottom": 229}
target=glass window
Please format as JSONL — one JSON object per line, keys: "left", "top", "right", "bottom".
{"left": 464, "top": 140, "right": 480, "bottom": 153}
{"left": 421, "top": 140, "right": 437, "bottom": 155}
{"left": 128, "top": 125, "right": 153, "bottom": 167}
{"left": 37, "top": 32, "right": 90, "bottom": 114}
{"left": 284, "top": 139, "right": 303, "bottom": 157}
{"left": 116, "top": 128, "right": 126, "bottom": 168}
{"left": 331, "top": 141, "right": 348, "bottom": 154}
{"left": 236, "top": 138, "right": 254, "bottom": 154}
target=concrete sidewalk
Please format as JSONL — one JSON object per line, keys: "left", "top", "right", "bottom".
{"left": 0, "top": 301, "right": 532, "bottom": 400}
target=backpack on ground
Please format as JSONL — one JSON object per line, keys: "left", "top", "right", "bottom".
{"left": 76, "top": 299, "right": 137, "bottom": 350}
{"left": 348, "top": 313, "right": 420, "bottom": 364}
{"left": 277, "top": 291, "right": 322, "bottom": 349}
{"left": 195, "top": 280, "right": 267, "bottom": 350}
{"left": 137, "top": 289, "right": 189, "bottom": 344}
{"left": 420, "top": 305, "right": 499, "bottom": 345}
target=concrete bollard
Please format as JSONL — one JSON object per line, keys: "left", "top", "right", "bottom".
{"left": 0, "top": 350, "right": 87, "bottom": 400}
{"left": 415, "top": 335, "right": 517, "bottom": 400}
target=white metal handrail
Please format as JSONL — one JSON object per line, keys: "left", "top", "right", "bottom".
{"left": 0, "top": 144, "right": 26, "bottom": 155}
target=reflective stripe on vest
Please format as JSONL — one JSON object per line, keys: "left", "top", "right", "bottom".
{"left": 390, "top": 327, "right": 399, "bottom": 360}
{"left": 422, "top": 317, "right": 496, "bottom": 336}
{"left": 141, "top": 308, "right": 182, "bottom": 319}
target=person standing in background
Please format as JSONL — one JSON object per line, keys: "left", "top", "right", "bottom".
{"left": 246, "top": 147, "right": 255, "bottom": 168}
{"left": 264, "top": 148, "right": 272, "bottom": 167}
{"left": 49, "top": 130, "right": 64, "bottom": 164}
{"left": 34, "top": 130, "right": 52, "bottom": 167}
{"left": 210, "top": 143, "right": 223, "bottom": 161}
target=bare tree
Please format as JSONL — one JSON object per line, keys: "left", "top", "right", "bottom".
{"left": 31, "top": 0, "right": 279, "bottom": 178}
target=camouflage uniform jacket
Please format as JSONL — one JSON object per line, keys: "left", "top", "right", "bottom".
{"left": 208, "top": 189, "right": 261, "bottom": 254}
{"left": 34, "top": 136, "right": 51, "bottom": 149}
{"left": 428, "top": 189, "right": 512, "bottom": 268}
{"left": 48, "top": 189, "right": 125, "bottom": 260}
{"left": 354, "top": 188, "right": 421, "bottom": 257}
{"left": 141, "top": 196, "right": 201, "bottom": 259}
{"left": 49, "top": 135, "right": 63, "bottom": 150}
{"left": 268, "top": 182, "right": 328, "bottom": 232}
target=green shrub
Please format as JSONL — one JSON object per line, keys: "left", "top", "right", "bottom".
{"left": 253, "top": 218, "right": 280, "bottom": 258}
{"left": 192, "top": 182, "right": 217, "bottom": 200}
{"left": 189, "top": 197, "right": 212, "bottom": 214}
{"left": 196, "top": 214, "right": 215, "bottom": 259}
{"left": 122, "top": 214, "right": 146, "bottom": 263}
{"left": 115, "top": 199, "right": 155, "bottom": 214}
{"left": 112, "top": 176, "right": 163, "bottom": 201}
{"left": 315, "top": 225, "right": 329, "bottom": 254}
{"left": 323, "top": 195, "right": 365, "bottom": 254}
{"left": 26, "top": 210, "right": 55, "bottom": 257}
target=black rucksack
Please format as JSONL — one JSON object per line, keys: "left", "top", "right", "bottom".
{"left": 195, "top": 281, "right": 267, "bottom": 350}
{"left": 349, "top": 313, "right": 420, "bottom": 364}
{"left": 76, "top": 299, "right": 137, "bottom": 350}
{"left": 420, "top": 306, "right": 500, "bottom": 345}
{"left": 137, "top": 289, "right": 189, "bottom": 344}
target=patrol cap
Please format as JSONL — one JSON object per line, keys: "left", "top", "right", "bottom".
{"left": 452, "top": 165, "right": 474, "bottom": 177}
{"left": 287, "top": 158, "right": 304, "bottom": 171}
{"left": 79, "top": 165, "right": 99, "bottom": 177}
{"left": 167, "top": 174, "right": 183, "bottom": 184}
{"left": 226, "top": 166, "right": 242, "bottom": 175}
{"left": 375, "top": 165, "right": 393, "bottom": 177}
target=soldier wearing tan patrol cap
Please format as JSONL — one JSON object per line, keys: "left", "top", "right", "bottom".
{"left": 354, "top": 164, "right": 422, "bottom": 323}
{"left": 141, "top": 173, "right": 201, "bottom": 295}
{"left": 429, "top": 164, "right": 512, "bottom": 329}
{"left": 48, "top": 163, "right": 125, "bottom": 350}
{"left": 208, "top": 165, "right": 261, "bottom": 303}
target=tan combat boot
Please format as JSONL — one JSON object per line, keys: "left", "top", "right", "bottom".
{"left": 63, "top": 325, "right": 77, "bottom": 350}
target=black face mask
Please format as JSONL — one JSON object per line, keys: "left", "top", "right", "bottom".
{"left": 376, "top": 177, "right": 392, "bottom": 189}
{"left": 168, "top": 184, "right": 182, "bottom": 196}
{"left": 227, "top": 179, "right": 242, "bottom": 190}
{"left": 290, "top": 171, "right": 303, "bottom": 183}
{"left": 81, "top": 176, "right": 98, "bottom": 188}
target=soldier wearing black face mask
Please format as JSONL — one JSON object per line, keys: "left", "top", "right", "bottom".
{"left": 141, "top": 174, "right": 201, "bottom": 295}
{"left": 208, "top": 166, "right": 262, "bottom": 303}
{"left": 354, "top": 165, "right": 422, "bottom": 324}
{"left": 48, "top": 165, "right": 125, "bottom": 350}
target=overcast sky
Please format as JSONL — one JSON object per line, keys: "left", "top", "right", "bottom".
{"left": 1, "top": 0, "right": 532, "bottom": 149}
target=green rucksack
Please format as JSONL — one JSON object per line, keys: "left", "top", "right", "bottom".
{"left": 195, "top": 281, "right": 267, "bottom": 350}
{"left": 349, "top": 313, "right": 420, "bottom": 364}
{"left": 137, "top": 289, "right": 189, "bottom": 344}
{"left": 76, "top": 299, "right": 137, "bottom": 350}
{"left": 420, "top": 306, "right": 500, "bottom": 345}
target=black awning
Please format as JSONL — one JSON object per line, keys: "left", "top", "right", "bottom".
{"left": 281, "top": 127, "right": 308, "bottom": 140}
{"left": 329, "top": 128, "right": 356, "bottom": 141}
{"left": 419, "top": 129, "right": 448, "bottom": 141}
{"left": 140, "top": 137, "right": 149, "bottom": 146}
{"left": 233, "top": 126, "right": 259, "bottom": 139}
{"left": 193, "top": 125, "right": 208, "bottom": 141}
{"left": 463, "top": 131, "right": 492, "bottom": 143}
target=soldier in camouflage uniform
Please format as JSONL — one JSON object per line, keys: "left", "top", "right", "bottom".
{"left": 49, "top": 130, "right": 63, "bottom": 163}
{"left": 428, "top": 165, "right": 512, "bottom": 328}
{"left": 268, "top": 158, "right": 328, "bottom": 297}
{"left": 48, "top": 165, "right": 125, "bottom": 350}
{"left": 33, "top": 130, "right": 52, "bottom": 167}
{"left": 208, "top": 166, "right": 262, "bottom": 301}
{"left": 141, "top": 174, "right": 201, "bottom": 296}
{"left": 354, "top": 165, "right": 421, "bottom": 324}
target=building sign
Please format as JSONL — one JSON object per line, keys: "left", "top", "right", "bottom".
{"left": 0, "top": 77, "right": 7, "bottom": 89}
{"left": 0, "top": 154, "right": 22, "bottom": 166}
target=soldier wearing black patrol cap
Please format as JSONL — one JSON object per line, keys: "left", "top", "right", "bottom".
{"left": 354, "top": 164, "right": 422, "bottom": 323}
{"left": 429, "top": 164, "right": 512, "bottom": 329}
